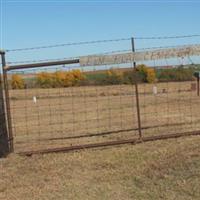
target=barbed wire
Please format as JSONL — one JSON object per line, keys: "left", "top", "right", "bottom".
{"left": 5, "top": 34, "right": 200, "bottom": 53}
{"left": 5, "top": 38, "right": 131, "bottom": 53}
{"left": 135, "top": 34, "right": 200, "bottom": 40}
{"left": 135, "top": 43, "right": 200, "bottom": 51}
{"left": 6, "top": 43, "right": 200, "bottom": 65}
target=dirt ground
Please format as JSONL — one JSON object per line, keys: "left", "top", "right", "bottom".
{"left": 8, "top": 81, "right": 200, "bottom": 153}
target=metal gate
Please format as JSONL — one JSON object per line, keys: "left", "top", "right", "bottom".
{"left": 1, "top": 38, "right": 200, "bottom": 155}
{"left": 5, "top": 62, "right": 141, "bottom": 154}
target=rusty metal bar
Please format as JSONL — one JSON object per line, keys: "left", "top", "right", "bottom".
{"left": 131, "top": 37, "right": 142, "bottom": 139}
{"left": 15, "top": 120, "right": 200, "bottom": 145}
{"left": 198, "top": 76, "right": 200, "bottom": 96}
{"left": 0, "top": 52, "right": 10, "bottom": 157}
{"left": 18, "top": 130, "right": 200, "bottom": 156}
{"left": 4, "top": 58, "right": 80, "bottom": 71}
{"left": 22, "top": 120, "right": 197, "bottom": 143}
{"left": 1, "top": 52, "right": 14, "bottom": 153}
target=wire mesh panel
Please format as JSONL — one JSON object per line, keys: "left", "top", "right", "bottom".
{"left": 8, "top": 62, "right": 200, "bottom": 153}
{"left": 138, "top": 78, "right": 200, "bottom": 137}
{"left": 7, "top": 63, "right": 140, "bottom": 153}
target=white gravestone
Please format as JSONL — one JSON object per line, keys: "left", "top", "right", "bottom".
{"left": 33, "top": 96, "right": 37, "bottom": 103}
{"left": 153, "top": 86, "right": 157, "bottom": 95}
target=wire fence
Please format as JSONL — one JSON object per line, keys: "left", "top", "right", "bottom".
{"left": 8, "top": 64, "right": 139, "bottom": 152}
{"left": 1, "top": 35, "right": 200, "bottom": 155}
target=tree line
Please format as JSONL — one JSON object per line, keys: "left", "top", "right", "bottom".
{"left": 10, "top": 64, "right": 198, "bottom": 89}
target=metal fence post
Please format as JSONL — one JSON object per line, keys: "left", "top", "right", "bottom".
{"left": 1, "top": 52, "right": 14, "bottom": 153}
{"left": 0, "top": 51, "right": 10, "bottom": 156}
{"left": 131, "top": 37, "right": 142, "bottom": 139}
{"left": 197, "top": 76, "right": 200, "bottom": 96}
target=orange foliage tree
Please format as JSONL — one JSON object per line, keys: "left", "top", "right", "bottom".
{"left": 136, "top": 64, "right": 156, "bottom": 83}
{"left": 146, "top": 68, "right": 156, "bottom": 83}
{"left": 36, "top": 70, "right": 85, "bottom": 88}
{"left": 11, "top": 74, "right": 25, "bottom": 89}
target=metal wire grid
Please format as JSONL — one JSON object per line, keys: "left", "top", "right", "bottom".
{"left": 8, "top": 64, "right": 200, "bottom": 153}
{"left": 138, "top": 59, "right": 200, "bottom": 138}
{"left": 8, "top": 64, "right": 140, "bottom": 152}
{"left": 140, "top": 82, "right": 194, "bottom": 136}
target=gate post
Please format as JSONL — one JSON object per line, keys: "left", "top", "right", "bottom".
{"left": 131, "top": 37, "right": 142, "bottom": 139}
{"left": 0, "top": 50, "right": 10, "bottom": 157}
{"left": 1, "top": 51, "right": 14, "bottom": 153}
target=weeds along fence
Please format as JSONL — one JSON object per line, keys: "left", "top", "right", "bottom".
{"left": 1, "top": 35, "right": 200, "bottom": 155}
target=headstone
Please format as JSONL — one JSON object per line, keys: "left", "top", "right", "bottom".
{"left": 153, "top": 86, "right": 157, "bottom": 95}
{"left": 33, "top": 96, "right": 37, "bottom": 103}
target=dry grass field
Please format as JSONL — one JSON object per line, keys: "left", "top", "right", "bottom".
{"left": 1, "top": 81, "right": 200, "bottom": 200}
{"left": 8, "top": 81, "right": 200, "bottom": 153}
{"left": 1, "top": 136, "right": 200, "bottom": 200}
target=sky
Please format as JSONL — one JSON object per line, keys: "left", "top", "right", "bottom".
{"left": 1, "top": 0, "right": 200, "bottom": 65}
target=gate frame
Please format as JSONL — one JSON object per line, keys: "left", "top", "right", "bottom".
{"left": 4, "top": 54, "right": 145, "bottom": 155}
{"left": 2, "top": 38, "right": 200, "bottom": 156}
